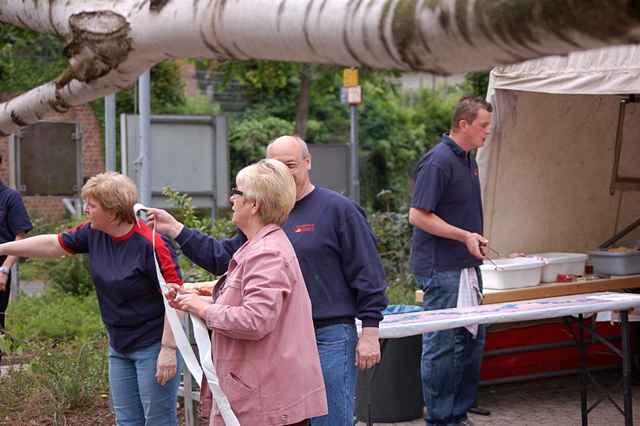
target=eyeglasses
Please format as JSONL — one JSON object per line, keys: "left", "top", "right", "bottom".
{"left": 230, "top": 187, "right": 244, "bottom": 197}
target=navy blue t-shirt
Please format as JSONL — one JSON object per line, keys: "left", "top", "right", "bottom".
{"left": 0, "top": 182, "right": 33, "bottom": 244}
{"left": 410, "top": 135, "right": 484, "bottom": 275}
{"left": 59, "top": 222, "right": 182, "bottom": 353}
{"left": 176, "top": 187, "right": 388, "bottom": 327}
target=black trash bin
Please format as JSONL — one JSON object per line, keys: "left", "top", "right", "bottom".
{"left": 355, "top": 305, "right": 424, "bottom": 423}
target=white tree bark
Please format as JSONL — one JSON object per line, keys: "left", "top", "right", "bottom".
{"left": 2, "top": 0, "right": 640, "bottom": 135}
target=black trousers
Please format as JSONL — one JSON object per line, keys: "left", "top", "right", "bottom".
{"left": 0, "top": 270, "right": 11, "bottom": 331}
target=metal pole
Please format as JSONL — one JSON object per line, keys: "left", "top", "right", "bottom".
{"left": 350, "top": 105, "right": 360, "bottom": 204}
{"left": 138, "top": 71, "right": 152, "bottom": 206}
{"left": 104, "top": 94, "right": 117, "bottom": 171}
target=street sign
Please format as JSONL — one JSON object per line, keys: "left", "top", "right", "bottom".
{"left": 340, "top": 86, "right": 362, "bottom": 105}
{"left": 343, "top": 68, "right": 359, "bottom": 87}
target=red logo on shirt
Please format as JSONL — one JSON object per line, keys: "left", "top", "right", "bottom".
{"left": 473, "top": 168, "right": 479, "bottom": 176}
{"left": 294, "top": 224, "right": 315, "bottom": 233}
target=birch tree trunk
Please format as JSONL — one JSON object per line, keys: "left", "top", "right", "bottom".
{"left": 2, "top": 0, "right": 640, "bottom": 135}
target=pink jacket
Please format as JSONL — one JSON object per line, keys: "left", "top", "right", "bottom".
{"left": 201, "top": 224, "right": 327, "bottom": 425}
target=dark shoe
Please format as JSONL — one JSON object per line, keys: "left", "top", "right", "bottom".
{"left": 468, "top": 405, "right": 491, "bottom": 416}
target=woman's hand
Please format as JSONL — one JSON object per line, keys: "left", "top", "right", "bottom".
{"left": 165, "top": 284, "right": 211, "bottom": 318}
{"left": 146, "top": 208, "right": 184, "bottom": 239}
{"left": 155, "top": 346, "right": 177, "bottom": 385}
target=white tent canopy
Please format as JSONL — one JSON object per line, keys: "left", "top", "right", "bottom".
{"left": 477, "top": 45, "right": 640, "bottom": 255}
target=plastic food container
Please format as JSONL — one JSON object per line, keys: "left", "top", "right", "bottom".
{"left": 588, "top": 250, "right": 640, "bottom": 276}
{"left": 480, "top": 257, "right": 545, "bottom": 290}
{"left": 533, "top": 252, "right": 588, "bottom": 283}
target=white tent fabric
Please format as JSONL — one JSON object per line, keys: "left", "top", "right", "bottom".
{"left": 477, "top": 45, "right": 640, "bottom": 255}
{"left": 488, "top": 44, "right": 640, "bottom": 95}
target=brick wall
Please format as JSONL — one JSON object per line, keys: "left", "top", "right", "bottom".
{"left": 0, "top": 97, "right": 104, "bottom": 224}
{"left": 179, "top": 61, "right": 201, "bottom": 98}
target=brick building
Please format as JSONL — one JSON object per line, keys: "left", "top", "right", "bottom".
{"left": 0, "top": 93, "right": 104, "bottom": 222}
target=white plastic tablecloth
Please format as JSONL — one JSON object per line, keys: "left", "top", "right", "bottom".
{"left": 369, "top": 292, "right": 640, "bottom": 339}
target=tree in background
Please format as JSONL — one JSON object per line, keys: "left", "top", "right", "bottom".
{"left": 3, "top": 0, "right": 639, "bottom": 135}
{"left": 0, "top": 26, "right": 66, "bottom": 92}
{"left": 464, "top": 71, "right": 491, "bottom": 98}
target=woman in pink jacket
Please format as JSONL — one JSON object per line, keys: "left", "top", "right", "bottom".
{"left": 160, "top": 159, "right": 327, "bottom": 425}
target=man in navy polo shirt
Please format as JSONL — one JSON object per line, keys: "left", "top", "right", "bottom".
{"left": 0, "top": 155, "right": 33, "bottom": 364}
{"left": 409, "top": 96, "right": 492, "bottom": 426}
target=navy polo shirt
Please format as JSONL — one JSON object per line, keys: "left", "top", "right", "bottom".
{"left": 410, "top": 134, "right": 483, "bottom": 275}
{"left": 59, "top": 222, "right": 182, "bottom": 353}
{"left": 0, "top": 182, "right": 33, "bottom": 245}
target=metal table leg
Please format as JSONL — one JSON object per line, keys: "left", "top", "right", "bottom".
{"left": 578, "top": 314, "right": 588, "bottom": 426}
{"left": 621, "top": 310, "right": 633, "bottom": 426}
{"left": 365, "top": 339, "right": 388, "bottom": 426}
{"left": 566, "top": 311, "right": 634, "bottom": 426}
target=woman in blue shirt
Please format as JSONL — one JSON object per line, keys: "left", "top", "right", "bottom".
{"left": 0, "top": 172, "right": 183, "bottom": 426}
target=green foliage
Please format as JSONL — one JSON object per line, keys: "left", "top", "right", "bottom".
{"left": 0, "top": 25, "right": 66, "bottom": 92}
{"left": 161, "top": 187, "right": 236, "bottom": 282}
{"left": 217, "top": 59, "right": 460, "bottom": 209}
{"left": 161, "top": 186, "right": 213, "bottom": 234}
{"left": 2, "top": 290, "right": 105, "bottom": 352}
{"left": 47, "top": 255, "right": 94, "bottom": 296}
{"left": 369, "top": 211, "right": 418, "bottom": 305}
{"left": 228, "top": 114, "right": 294, "bottom": 179}
{"left": 358, "top": 85, "right": 460, "bottom": 210}
{"left": 18, "top": 216, "right": 93, "bottom": 295}
{"left": 172, "top": 93, "right": 221, "bottom": 115}
{"left": 464, "top": 71, "right": 491, "bottom": 98}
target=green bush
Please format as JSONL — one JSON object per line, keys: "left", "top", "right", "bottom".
{"left": 49, "top": 254, "right": 93, "bottom": 296}
{"left": 228, "top": 114, "right": 294, "bottom": 179}
{"left": 369, "top": 211, "right": 418, "bottom": 306}
{"left": 19, "top": 216, "right": 94, "bottom": 295}
{"left": 2, "top": 290, "right": 105, "bottom": 353}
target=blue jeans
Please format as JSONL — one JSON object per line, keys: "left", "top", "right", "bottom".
{"left": 417, "top": 270, "right": 486, "bottom": 426}
{"left": 311, "top": 323, "right": 357, "bottom": 426}
{"left": 108, "top": 341, "right": 181, "bottom": 426}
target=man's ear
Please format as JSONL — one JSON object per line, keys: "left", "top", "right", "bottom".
{"left": 304, "top": 153, "right": 312, "bottom": 171}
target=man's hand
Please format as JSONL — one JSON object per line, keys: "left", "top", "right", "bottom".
{"left": 155, "top": 346, "right": 177, "bottom": 385}
{"left": 0, "top": 272, "right": 7, "bottom": 292}
{"left": 464, "top": 232, "right": 488, "bottom": 260}
{"left": 146, "top": 208, "right": 184, "bottom": 239}
{"left": 356, "top": 327, "right": 381, "bottom": 370}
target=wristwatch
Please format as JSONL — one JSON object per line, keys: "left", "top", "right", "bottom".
{"left": 0, "top": 266, "right": 10, "bottom": 275}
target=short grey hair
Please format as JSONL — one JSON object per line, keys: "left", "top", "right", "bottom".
{"left": 236, "top": 159, "right": 296, "bottom": 226}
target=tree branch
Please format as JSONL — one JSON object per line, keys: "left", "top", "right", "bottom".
{"left": 2, "top": 0, "right": 640, "bottom": 134}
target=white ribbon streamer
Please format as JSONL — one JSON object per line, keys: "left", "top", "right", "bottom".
{"left": 136, "top": 204, "right": 239, "bottom": 425}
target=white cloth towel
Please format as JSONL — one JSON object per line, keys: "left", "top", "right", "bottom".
{"left": 457, "top": 268, "right": 483, "bottom": 338}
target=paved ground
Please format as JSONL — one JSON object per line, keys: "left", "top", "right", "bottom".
{"left": 356, "top": 370, "right": 638, "bottom": 426}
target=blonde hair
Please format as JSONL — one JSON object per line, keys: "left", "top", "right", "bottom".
{"left": 81, "top": 172, "right": 138, "bottom": 224}
{"left": 237, "top": 159, "right": 296, "bottom": 226}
